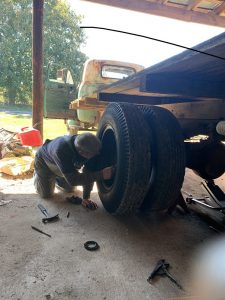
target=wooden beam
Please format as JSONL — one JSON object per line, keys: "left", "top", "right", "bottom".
{"left": 82, "top": 0, "right": 225, "bottom": 27}
{"left": 98, "top": 92, "right": 202, "bottom": 104}
{"left": 32, "top": 0, "right": 44, "bottom": 137}
{"left": 141, "top": 73, "right": 225, "bottom": 99}
{"left": 44, "top": 111, "right": 75, "bottom": 119}
{"left": 213, "top": 1, "right": 225, "bottom": 15}
{"left": 187, "top": 0, "right": 202, "bottom": 10}
{"left": 160, "top": 99, "right": 225, "bottom": 120}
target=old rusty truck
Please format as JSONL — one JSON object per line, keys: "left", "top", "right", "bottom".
{"left": 44, "top": 31, "right": 225, "bottom": 215}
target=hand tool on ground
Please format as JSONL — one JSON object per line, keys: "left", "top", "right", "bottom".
{"left": 183, "top": 179, "right": 225, "bottom": 230}
{"left": 147, "top": 259, "right": 184, "bottom": 290}
{"left": 37, "top": 203, "right": 59, "bottom": 223}
{"left": 31, "top": 225, "right": 51, "bottom": 238}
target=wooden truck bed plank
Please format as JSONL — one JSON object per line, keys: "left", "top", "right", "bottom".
{"left": 98, "top": 92, "right": 208, "bottom": 105}
{"left": 97, "top": 32, "right": 225, "bottom": 103}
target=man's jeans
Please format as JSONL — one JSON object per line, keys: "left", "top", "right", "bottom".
{"left": 34, "top": 154, "right": 93, "bottom": 199}
{"left": 33, "top": 154, "right": 56, "bottom": 198}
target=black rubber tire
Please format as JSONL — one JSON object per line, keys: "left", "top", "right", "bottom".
{"left": 96, "top": 102, "right": 151, "bottom": 215}
{"left": 138, "top": 106, "right": 186, "bottom": 211}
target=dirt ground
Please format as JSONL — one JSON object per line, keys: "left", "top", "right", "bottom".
{"left": 1, "top": 169, "right": 225, "bottom": 300}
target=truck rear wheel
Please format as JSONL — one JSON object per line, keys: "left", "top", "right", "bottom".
{"left": 96, "top": 103, "right": 151, "bottom": 215}
{"left": 139, "top": 106, "right": 186, "bottom": 211}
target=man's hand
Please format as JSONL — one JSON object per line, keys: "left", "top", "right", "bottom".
{"left": 102, "top": 166, "right": 115, "bottom": 180}
{"left": 82, "top": 199, "right": 98, "bottom": 210}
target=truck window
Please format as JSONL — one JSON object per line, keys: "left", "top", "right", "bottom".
{"left": 101, "top": 65, "right": 136, "bottom": 79}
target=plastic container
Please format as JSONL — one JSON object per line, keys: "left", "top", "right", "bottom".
{"left": 18, "top": 127, "right": 42, "bottom": 147}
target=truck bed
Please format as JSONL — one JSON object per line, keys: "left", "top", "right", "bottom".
{"left": 96, "top": 31, "right": 225, "bottom": 105}
{"left": 70, "top": 32, "right": 225, "bottom": 136}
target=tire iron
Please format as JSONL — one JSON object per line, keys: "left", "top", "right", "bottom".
{"left": 31, "top": 225, "right": 51, "bottom": 238}
{"left": 147, "top": 259, "right": 184, "bottom": 291}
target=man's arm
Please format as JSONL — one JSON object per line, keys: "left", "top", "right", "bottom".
{"left": 64, "top": 166, "right": 114, "bottom": 187}
{"left": 82, "top": 165, "right": 95, "bottom": 200}
{"left": 63, "top": 169, "right": 103, "bottom": 187}
{"left": 64, "top": 166, "right": 114, "bottom": 210}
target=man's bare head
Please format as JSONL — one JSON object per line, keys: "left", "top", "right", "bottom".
{"left": 74, "top": 133, "right": 101, "bottom": 159}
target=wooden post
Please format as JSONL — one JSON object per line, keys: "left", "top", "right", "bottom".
{"left": 32, "top": 0, "right": 44, "bottom": 138}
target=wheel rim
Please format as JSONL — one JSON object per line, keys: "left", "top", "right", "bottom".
{"left": 99, "top": 125, "right": 117, "bottom": 191}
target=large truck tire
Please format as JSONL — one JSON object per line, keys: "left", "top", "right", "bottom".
{"left": 138, "top": 106, "right": 186, "bottom": 211}
{"left": 96, "top": 102, "right": 151, "bottom": 215}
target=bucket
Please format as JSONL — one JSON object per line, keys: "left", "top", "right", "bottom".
{"left": 18, "top": 127, "right": 43, "bottom": 147}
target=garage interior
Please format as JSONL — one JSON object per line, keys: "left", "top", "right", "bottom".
{"left": 1, "top": 170, "right": 225, "bottom": 300}
{"left": 1, "top": 1, "right": 225, "bottom": 299}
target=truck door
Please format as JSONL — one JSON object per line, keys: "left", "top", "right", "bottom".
{"left": 44, "top": 65, "right": 76, "bottom": 119}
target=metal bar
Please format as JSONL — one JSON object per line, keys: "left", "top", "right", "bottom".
{"left": 31, "top": 225, "right": 51, "bottom": 238}
{"left": 187, "top": 197, "right": 224, "bottom": 210}
{"left": 32, "top": 0, "right": 44, "bottom": 138}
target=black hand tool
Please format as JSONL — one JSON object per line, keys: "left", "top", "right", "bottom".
{"left": 31, "top": 226, "right": 51, "bottom": 238}
{"left": 147, "top": 259, "right": 184, "bottom": 291}
{"left": 37, "top": 204, "right": 59, "bottom": 223}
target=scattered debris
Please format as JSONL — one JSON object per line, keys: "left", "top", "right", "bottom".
{"left": 1, "top": 142, "right": 31, "bottom": 158}
{"left": 147, "top": 259, "right": 184, "bottom": 291}
{"left": 66, "top": 211, "right": 70, "bottom": 218}
{"left": 0, "top": 128, "right": 31, "bottom": 158}
{"left": 31, "top": 225, "right": 51, "bottom": 238}
{"left": 37, "top": 204, "right": 59, "bottom": 223}
{"left": 0, "top": 199, "right": 12, "bottom": 206}
{"left": 84, "top": 240, "right": 100, "bottom": 251}
{"left": 0, "top": 156, "right": 34, "bottom": 176}
{"left": 45, "top": 293, "right": 54, "bottom": 300}
{"left": 0, "top": 128, "right": 17, "bottom": 143}
{"left": 0, "top": 127, "right": 34, "bottom": 176}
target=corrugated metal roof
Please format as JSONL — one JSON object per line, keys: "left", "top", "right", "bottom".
{"left": 82, "top": 0, "right": 225, "bottom": 27}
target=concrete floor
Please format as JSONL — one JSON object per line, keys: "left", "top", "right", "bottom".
{"left": 0, "top": 169, "right": 223, "bottom": 300}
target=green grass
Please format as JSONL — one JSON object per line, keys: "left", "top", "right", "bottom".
{"left": 0, "top": 111, "right": 67, "bottom": 140}
{"left": 0, "top": 103, "right": 32, "bottom": 111}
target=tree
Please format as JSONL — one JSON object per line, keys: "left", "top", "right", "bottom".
{"left": 0, "top": 0, "right": 87, "bottom": 104}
